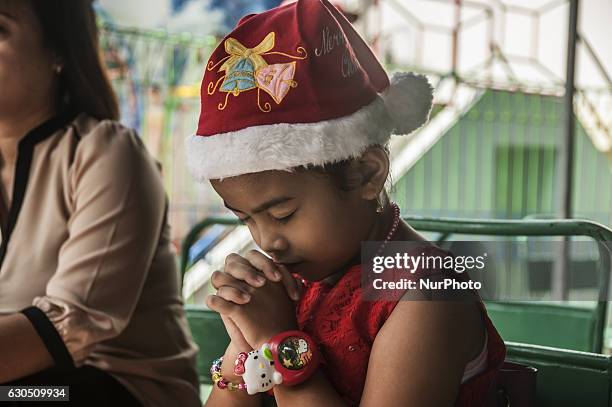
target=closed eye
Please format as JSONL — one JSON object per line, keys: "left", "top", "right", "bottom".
{"left": 273, "top": 211, "right": 295, "bottom": 224}
{"left": 236, "top": 210, "right": 295, "bottom": 225}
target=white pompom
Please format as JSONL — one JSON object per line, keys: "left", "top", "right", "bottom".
{"left": 381, "top": 72, "right": 434, "bottom": 135}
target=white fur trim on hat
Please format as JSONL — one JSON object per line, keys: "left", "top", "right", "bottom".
{"left": 186, "top": 72, "right": 433, "bottom": 181}
{"left": 186, "top": 97, "right": 392, "bottom": 181}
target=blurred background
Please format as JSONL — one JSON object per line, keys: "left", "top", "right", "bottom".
{"left": 93, "top": 0, "right": 611, "bottom": 236}
{"left": 92, "top": 0, "right": 612, "bottom": 348}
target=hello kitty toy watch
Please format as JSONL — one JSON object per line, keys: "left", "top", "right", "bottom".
{"left": 235, "top": 330, "right": 320, "bottom": 394}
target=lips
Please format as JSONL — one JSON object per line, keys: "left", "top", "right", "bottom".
{"left": 275, "top": 261, "right": 305, "bottom": 272}
{"left": 273, "top": 258, "right": 302, "bottom": 266}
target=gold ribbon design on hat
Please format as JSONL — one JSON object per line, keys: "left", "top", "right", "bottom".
{"left": 206, "top": 32, "right": 308, "bottom": 113}
{"left": 221, "top": 33, "right": 275, "bottom": 76}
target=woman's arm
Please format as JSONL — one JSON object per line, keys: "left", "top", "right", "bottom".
{"left": 0, "top": 121, "right": 171, "bottom": 379}
{"left": 0, "top": 314, "right": 53, "bottom": 383}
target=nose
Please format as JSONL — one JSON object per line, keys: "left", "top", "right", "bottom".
{"left": 256, "top": 223, "right": 289, "bottom": 256}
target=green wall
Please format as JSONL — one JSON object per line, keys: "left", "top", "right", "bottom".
{"left": 393, "top": 89, "right": 612, "bottom": 227}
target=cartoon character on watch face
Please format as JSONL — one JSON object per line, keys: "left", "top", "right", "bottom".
{"left": 279, "top": 336, "right": 313, "bottom": 370}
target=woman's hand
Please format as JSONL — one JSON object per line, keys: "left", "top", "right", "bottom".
{"left": 210, "top": 250, "right": 302, "bottom": 303}
{"left": 207, "top": 252, "right": 299, "bottom": 348}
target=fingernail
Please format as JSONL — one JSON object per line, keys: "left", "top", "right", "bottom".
{"left": 291, "top": 291, "right": 300, "bottom": 301}
{"left": 273, "top": 271, "right": 281, "bottom": 280}
{"left": 241, "top": 292, "right": 251, "bottom": 301}
{"left": 255, "top": 276, "right": 266, "bottom": 285}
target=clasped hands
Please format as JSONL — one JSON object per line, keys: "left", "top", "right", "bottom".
{"left": 206, "top": 250, "right": 303, "bottom": 351}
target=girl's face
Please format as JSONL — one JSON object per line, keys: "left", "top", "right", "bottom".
{"left": 0, "top": 1, "right": 57, "bottom": 120}
{"left": 211, "top": 169, "right": 377, "bottom": 281}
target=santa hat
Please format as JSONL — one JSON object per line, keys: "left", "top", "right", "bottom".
{"left": 280, "top": 0, "right": 360, "bottom": 22}
{"left": 186, "top": 0, "right": 433, "bottom": 181}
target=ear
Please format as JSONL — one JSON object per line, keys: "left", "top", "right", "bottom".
{"left": 356, "top": 146, "right": 389, "bottom": 201}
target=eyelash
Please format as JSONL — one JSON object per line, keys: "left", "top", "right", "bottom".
{"left": 238, "top": 212, "right": 295, "bottom": 225}
{"left": 273, "top": 211, "right": 295, "bottom": 224}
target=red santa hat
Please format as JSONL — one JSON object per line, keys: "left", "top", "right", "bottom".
{"left": 186, "top": 0, "right": 433, "bottom": 181}
{"left": 280, "top": 0, "right": 360, "bottom": 22}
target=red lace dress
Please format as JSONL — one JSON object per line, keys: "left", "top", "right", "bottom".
{"left": 295, "top": 246, "right": 506, "bottom": 406}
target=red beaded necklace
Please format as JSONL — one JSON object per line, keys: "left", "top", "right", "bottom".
{"left": 375, "top": 201, "right": 401, "bottom": 257}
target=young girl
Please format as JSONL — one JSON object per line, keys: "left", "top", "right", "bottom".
{"left": 186, "top": 1, "right": 506, "bottom": 405}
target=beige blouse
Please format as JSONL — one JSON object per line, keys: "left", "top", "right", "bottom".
{"left": 0, "top": 112, "right": 200, "bottom": 407}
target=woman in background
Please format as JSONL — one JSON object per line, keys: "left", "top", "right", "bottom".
{"left": 0, "top": 1, "right": 199, "bottom": 406}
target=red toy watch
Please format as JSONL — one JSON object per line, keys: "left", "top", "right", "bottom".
{"left": 267, "top": 330, "right": 320, "bottom": 386}
{"left": 235, "top": 330, "right": 320, "bottom": 394}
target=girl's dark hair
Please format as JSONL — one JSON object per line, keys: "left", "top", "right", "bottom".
{"left": 305, "top": 146, "right": 392, "bottom": 192}
{"left": 301, "top": 147, "right": 393, "bottom": 207}
{"left": 307, "top": 159, "right": 362, "bottom": 192}
{"left": 29, "top": 0, "right": 119, "bottom": 120}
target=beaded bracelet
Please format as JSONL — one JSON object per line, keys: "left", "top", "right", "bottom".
{"left": 210, "top": 356, "right": 247, "bottom": 391}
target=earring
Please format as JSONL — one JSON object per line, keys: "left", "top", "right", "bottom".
{"left": 376, "top": 197, "right": 384, "bottom": 213}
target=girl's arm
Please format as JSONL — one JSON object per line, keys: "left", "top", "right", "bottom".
{"left": 359, "top": 299, "right": 485, "bottom": 406}
{"left": 204, "top": 341, "right": 263, "bottom": 407}
{"left": 272, "top": 371, "right": 347, "bottom": 406}
{"left": 272, "top": 301, "right": 482, "bottom": 407}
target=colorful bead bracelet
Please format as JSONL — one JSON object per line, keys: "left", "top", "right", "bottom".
{"left": 210, "top": 356, "right": 247, "bottom": 391}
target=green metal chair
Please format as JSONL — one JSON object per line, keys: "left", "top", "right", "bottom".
{"left": 402, "top": 216, "right": 612, "bottom": 353}
{"left": 180, "top": 216, "right": 612, "bottom": 405}
{"left": 506, "top": 342, "right": 612, "bottom": 407}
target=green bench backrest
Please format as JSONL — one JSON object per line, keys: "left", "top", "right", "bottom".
{"left": 506, "top": 342, "right": 612, "bottom": 406}
{"left": 486, "top": 302, "right": 598, "bottom": 352}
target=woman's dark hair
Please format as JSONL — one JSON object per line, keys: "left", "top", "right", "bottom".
{"left": 30, "top": 0, "right": 119, "bottom": 120}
